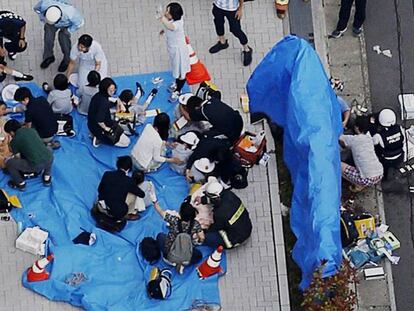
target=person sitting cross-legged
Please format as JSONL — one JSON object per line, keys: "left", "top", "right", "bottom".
{"left": 96, "top": 156, "right": 145, "bottom": 221}
{"left": 4, "top": 119, "right": 53, "bottom": 191}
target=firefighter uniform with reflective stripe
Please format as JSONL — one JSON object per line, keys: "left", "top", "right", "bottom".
{"left": 206, "top": 190, "right": 252, "bottom": 249}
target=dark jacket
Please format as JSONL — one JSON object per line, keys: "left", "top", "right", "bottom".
{"left": 186, "top": 136, "right": 231, "bottom": 170}
{"left": 98, "top": 169, "right": 145, "bottom": 220}
{"left": 88, "top": 92, "right": 115, "bottom": 142}
{"left": 207, "top": 190, "right": 252, "bottom": 246}
{"left": 25, "top": 96, "right": 58, "bottom": 139}
{"left": 189, "top": 97, "right": 243, "bottom": 143}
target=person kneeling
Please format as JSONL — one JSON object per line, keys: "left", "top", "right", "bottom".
{"left": 153, "top": 198, "right": 204, "bottom": 274}
{"left": 4, "top": 119, "right": 53, "bottom": 191}
{"left": 96, "top": 156, "right": 145, "bottom": 222}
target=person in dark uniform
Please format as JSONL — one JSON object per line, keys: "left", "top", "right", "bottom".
{"left": 196, "top": 181, "right": 252, "bottom": 249}
{"left": 183, "top": 96, "right": 243, "bottom": 143}
{"left": 0, "top": 11, "right": 27, "bottom": 61}
{"left": 97, "top": 156, "right": 145, "bottom": 221}
{"left": 372, "top": 108, "right": 404, "bottom": 179}
{"left": 13, "top": 87, "right": 59, "bottom": 149}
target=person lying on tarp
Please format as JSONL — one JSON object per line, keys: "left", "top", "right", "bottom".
{"left": 194, "top": 181, "right": 252, "bottom": 249}
{"left": 182, "top": 95, "right": 243, "bottom": 143}
{"left": 96, "top": 156, "right": 145, "bottom": 221}
{"left": 4, "top": 119, "right": 53, "bottom": 191}
{"left": 87, "top": 77, "right": 130, "bottom": 148}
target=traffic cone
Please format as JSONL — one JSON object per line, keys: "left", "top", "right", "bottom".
{"left": 197, "top": 246, "right": 223, "bottom": 279}
{"left": 275, "top": 0, "right": 289, "bottom": 19}
{"left": 27, "top": 254, "right": 54, "bottom": 282}
{"left": 185, "top": 36, "right": 211, "bottom": 85}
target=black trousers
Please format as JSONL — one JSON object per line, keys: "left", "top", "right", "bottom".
{"left": 336, "top": 0, "right": 367, "bottom": 31}
{"left": 212, "top": 4, "right": 248, "bottom": 45}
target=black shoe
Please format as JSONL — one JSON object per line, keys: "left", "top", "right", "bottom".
{"left": 14, "top": 74, "right": 33, "bottom": 82}
{"left": 329, "top": 28, "right": 347, "bottom": 39}
{"left": 58, "top": 60, "right": 69, "bottom": 72}
{"left": 42, "top": 174, "right": 52, "bottom": 187}
{"left": 136, "top": 82, "right": 145, "bottom": 96}
{"left": 352, "top": 26, "right": 362, "bottom": 37}
{"left": 8, "top": 180, "right": 26, "bottom": 191}
{"left": 242, "top": 46, "right": 253, "bottom": 66}
{"left": 40, "top": 56, "right": 55, "bottom": 69}
{"left": 8, "top": 52, "right": 17, "bottom": 61}
{"left": 42, "top": 82, "right": 51, "bottom": 93}
{"left": 209, "top": 40, "right": 229, "bottom": 54}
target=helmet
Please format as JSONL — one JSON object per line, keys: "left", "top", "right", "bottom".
{"left": 179, "top": 131, "right": 199, "bottom": 149}
{"left": 45, "top": 6, "right": 62, "bottom": 24}
{"left": 178, "top": 93, "right": 193, "bottom": 106}
{"left": 206, "top": 181, "right": 223, "bottom": 198}
{"left": 194, "top": 158, "right": 215, "bottom": 173}
{"left": 378, "top": 108, "right": 396, "bottom": 127}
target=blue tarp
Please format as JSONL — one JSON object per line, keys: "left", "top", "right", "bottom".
{"left": 246, "top": 36, "right": 342, "bottom": 289}
{"left": 3, "top": 72, "right": 225, "bottom": 310}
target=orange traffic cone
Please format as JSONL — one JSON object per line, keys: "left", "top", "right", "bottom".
{"left": 197, "top": 245, "right": 223, "bottom": 279}
{"left": 275, "top": 0, "right": 289, "bottom": 19}
{"left": 27, "top": 254, "right": 54, "bottom": 282}
{"left": 185, "top": 36, "right": 211, "bottom": 85}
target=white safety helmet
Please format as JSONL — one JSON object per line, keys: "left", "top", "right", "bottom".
{"left": 194, "top": 158, "right": 215, "bottom": 173}
{"left": 45, "top": 6, "right": 62, "bottom": 25}
{"left": 206, "top": 181, "right": 224, "bottom": 198}
{"left": 378, "top": 108, "right": 396, "bottom": 127}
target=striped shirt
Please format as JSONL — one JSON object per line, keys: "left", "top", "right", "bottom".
{"left": 214, "top": 0, "right": 240, "bottom": 11}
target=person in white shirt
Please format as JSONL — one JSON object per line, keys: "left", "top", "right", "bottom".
{"left": 66, "top": 34, "right": 108, "bottom": 89}
{"left": 130, "top": 112, "right": 181, "bottom": 172}
{"left": 77, "top": 70, "right": 100, "bottom": 116}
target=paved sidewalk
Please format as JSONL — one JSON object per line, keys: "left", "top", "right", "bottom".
{"left": 0, "top": 1, "right": 289, "bottom": 310}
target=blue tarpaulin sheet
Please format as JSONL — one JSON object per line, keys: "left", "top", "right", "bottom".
{"left": 246, "top": 36, "right": 342, "bottom": 289}
{"left": 3, "top": 72, "right": 225, "bottom": 310}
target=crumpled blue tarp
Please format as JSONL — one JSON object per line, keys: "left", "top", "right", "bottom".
{"left": 246, "top": 36, "right": 342, "bottom": 289}
{"left": 3, "top": 72, "right": 225, "bottom": 310}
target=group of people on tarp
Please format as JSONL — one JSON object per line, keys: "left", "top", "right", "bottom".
{"left": 339, "top": 101, "right": 404, "bottom": 192}
{"left": 94, "top": 89, "right": 253, "bottom": 274}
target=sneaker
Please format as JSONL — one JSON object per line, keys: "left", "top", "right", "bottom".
{"left": 168, "top": 82, "right": 177, "bottom": 93}
{"left": 42, "top": 174, "right": 52, "bottom": 187}
{"left": 352, "top": 26, "right": 362, "bottom": 37}
{"left": 58, "top": 60, "right": 69, "bottom": 72}
{"left": 330, "top": 28, "right": 347, "bottom": 38}
{"left": 92, "top": 136, "right": 100, "bottom": 148}
{"left": 8, "top": 52, "right": 17, "bottom": 60}
{"left": 14, "top": 74, "right": 33, "bottom": 82}
{"left": 242, "top": 46, "right": 253, "bottom": 66}
{"left": 40, "top": 56, "right": 55, "bottom": 69}
{"left": 168, "top": 91, "right": 179, "bottom": 103}
{"left": 46, "top": 140, "right": 61, "bottom": 150}
{"left": 8, "top": 180, "right": 26, "bottom": 191}
{"left": 135, "top": 82, "right": 145, "bottom": 97}
{"left": 209, "top": 40, "right": 229, "bottom": 54}
{"left": 42, "top": 82, "right": 51, "bottom": 93}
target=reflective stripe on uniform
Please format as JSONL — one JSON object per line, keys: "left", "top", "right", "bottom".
{"left": 228, "top": 203, "right": 245, "bottom": 225}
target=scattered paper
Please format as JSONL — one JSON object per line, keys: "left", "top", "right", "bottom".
{"left": 373, "top": 45, "right": 392, "bottom": 58}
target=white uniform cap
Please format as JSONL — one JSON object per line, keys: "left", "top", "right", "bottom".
{"left": 45, "top": 6, "right": 62, "bottom": 24}
{"left": 194, "top": 158, "right": 215, "bottom": 173}
{"left": 179, "top": 132, "right": 199, "bottom": 148}
{"left": 378, "top": 108, "right": 396, "bottom": 127}
{"left": 178, "top": 93, "right": 193, "bottom": 106}
{"left": 206, "top": 181, "right": 224, "bottom": 197}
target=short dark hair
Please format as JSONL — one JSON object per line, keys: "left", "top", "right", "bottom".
{"left": 119, "top": 90, "right": 134, "bottom": 104}
{"left": 167, "top": 2, "right": 184, "bottom": 20}
{"left": 78, "top": 34, "right": 93, "bottom": 48}
{"left": 87, "top": 70, "right": 101, "bottom": 87}
{"left": 53, "top": 74, "right": 69, "bottom": 90}
{"left": 116, "top": 156, "right": 132, "bottom": 171}
{"left": 99, "top": 77, "right": 116, "bottom": 96}
{"left": 153, "top": 112, "right": 170, "bottom": 141}
{"left": 0, "top": 101, "right": 6, "bottom": 108}
{"left": 14, "top": 87, "right": 32, "bottom": 102}
{"left": 132, "top": 170, "right": 145, "bottom": 185}
{"left": 4, "top": 119, "right": 22, "bottom": 134}
{"left": 186, "top": 96, "right": 203, "bottom": 114}
{"left": 179, "top": 197, "right": 197, "bottom": 221}
{"left": 212, "top": 145, "right": 232, "bottom": 163}
{"left": 355, "top": 116, "right": 370, "bottom": 134}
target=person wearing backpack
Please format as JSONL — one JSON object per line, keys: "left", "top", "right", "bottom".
{"left": 153, "top": 197, "right": 204, "bottom": 274}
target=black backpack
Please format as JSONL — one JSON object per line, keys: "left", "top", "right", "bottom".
{"left": 140, "top": 237, "right": 161, "bottom": 264}
{"left": 0, "top": 189, "right": 14, "bottom": 213}
{"left": 195, "top": 81, "right": 221, "bottom": 101}
{"left": 340, "top": 210, "right": 359, "bottom": 247}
